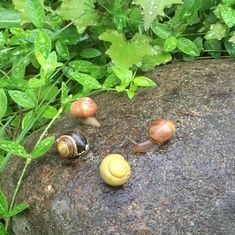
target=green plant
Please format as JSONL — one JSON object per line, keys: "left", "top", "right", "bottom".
{"left": 0, "top": 0, "right": 234, "bottom": 232}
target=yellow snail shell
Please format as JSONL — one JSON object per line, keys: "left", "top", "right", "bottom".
{"left": 99, "top": 154, "right": 131, "bottom": 186}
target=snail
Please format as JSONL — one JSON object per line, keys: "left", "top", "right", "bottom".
{"left": 100, "top": 154, "right": 131, "bottom": 186}
{"left": 70, "top": 97, "right": 100, "bottom": 127}
{"left": 56, "top": 130, "right": 89, "bottom": 158}
{"left": 132, "top": 118, "right": 176, "bottom": 153}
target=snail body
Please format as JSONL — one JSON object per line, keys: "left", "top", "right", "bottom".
{"left": 56, "top": 130, "right": 89, "bottom": 158}
{"left": 100, "top": 154, "right": 131, "bottom": 186}
{"left": 70, "top": 97, "right": 100, "bottom": 127}
{"left": 133, "top": 118, "right": 176, "bottom": 153}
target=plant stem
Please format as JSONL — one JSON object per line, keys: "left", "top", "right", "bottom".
{"left": 5, "top": 158, "right": 31, "bottom": 231}
{"left": 4, "top": 107, "right": 64, "bottom": 231}
{"left": 35, "top": 107, "right": 63, "bottom": 146}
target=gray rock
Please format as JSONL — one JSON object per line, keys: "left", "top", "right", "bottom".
{"left": 1, "top": 59, "right": 235, "bottom": 235}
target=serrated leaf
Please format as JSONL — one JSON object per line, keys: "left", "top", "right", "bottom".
{"left": 6, "top": 203, "right": 29, "bottom": 218}
{"left": 31, "top": 136, "right": 55, "bottom": 159}
{"left": 205, "top": 23, "right": 227, "bottom": 40}
{"left": 0, "top": 190, "right": 8, "bottom": 215}
{"left": 141, "top": 53, "right": 172, "bottom": 71}
{"left": 34, "top": 31, "right": 51, "bottom": 58}
{"left": 0, "top": 89, "right": 7, "bottom": 121}
{"left": 25, "top": 0, "right": 45, "bottom": 28}
{"left": 8, "top": 90, "right": 35, "bottom": 108}
{"left": 134, "top": 0, "right": 182, "bottom": 30}
{"left": 0, "top": 141, "right": 29, "bottom": 158}
{"left": 134, "top": 76, "right": 156, "bottom": 87}
{"left": 99, "top": 30, "right": 152, "bottom": 69}
{"left": 177, "top": 38, "right": 200, "bottom": 56}
{"left": 164, "top": 36, "right": 177, "bottom": 52}
{"left": 56, "top": 0, "right": 98, "bottom": 33}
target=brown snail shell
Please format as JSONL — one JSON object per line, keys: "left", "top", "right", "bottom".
{"left": 56, "top": 131, "right": 89, "bottom": 158}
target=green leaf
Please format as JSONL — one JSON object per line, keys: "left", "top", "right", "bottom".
{"left": 56, "top": 40, "right": 69, "bottom": 60}
{"left": 224, "top": 40, "right": 235, "bottom": 57}
{"left": 28, "top": 77, "right": 46, "bottom": 88}
{"left": 103, "top": 74, "right": 120, "bottom": 89}
{"left": 0, "top": 222, "right": 4, "bottom": 235}
{"left": 61, "top": 82, "right": 70, "bottom": 106}
{"left": 56, "top": 0, "right": 98, "bottom": 33}
{"left": 164, "top": 36, "right": 177, "bottom": 52}
{"left": 0, "top": 155, "right": 4, "bottom": 165}
{"left": 42, "top": 105, "right": 58, "bottom": 119}
{"left": 22, "top": 110, "right": 34, "bottom": 130}
{"left": 0, "top": 141, "right": 29, "bottom": 158}
{"left": 34, "top": 31, "right": 51, "bottom": 58}
{"left": 134, "top": 76, "right": 156, "bottom": 87}
{"left": 204, "top": 39, "right": 222, "bottom": 59}
{"left": 0, "top": 89, "right": 7, "bottom": 120}
{"left": 127, "top": 90, "right": 135, "bottom": 99}
{"left": 205, "top": 23, "right": 227, "bottom": 40}
{"left": 151, "top": 23, "right": 173, "bottom": 39}
{"left": 66, "top": 70, "right": 101, "bottom": 90}
{"left": 31, "top": 136, "right": 55, "bottom": 159}
{"left": 99, "top": 30, "right": 152, "bottom": 69}
{"left": 134, "top": 0, "right": 182, "bottom": 30}
{"left": 0, "top": 190, "right": 8, "bottom": 215}
{"left": 39, "top": 84, "right": 59, "bottom": 102}
{"left": 79, "top": 48, "right": 102, "bottom": 58}
{"left": 177, "top": 38, "right": 200, "bottom": 56}
{"left": 68, "top": 60, "right": 101, "bottom": 77}
{"left": 8, "top": 90, "right": 35, "bottom": 108}
{"left": 222, "top": 0, "right": 235, "bottom": 5}
{"left": 0, "top": 9, "right": 21, "bottom": 28}
{"left": 112, "top": 66, "right": 133, "bottom": 82}
{"left": 6, "top": 203, "right": 29, "bottom": 218}
{"left": 141, "top": 53, "right": 172, "bottom": 71}
{"left": 25, "top": 0, "right": 45, "bottom": 28}
{"left": 218, "top": 4, "right": 235, "bottom": 28}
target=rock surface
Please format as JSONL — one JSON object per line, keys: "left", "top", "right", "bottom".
{"left": 1, "top": 59, "right": 235, "bottom": 235}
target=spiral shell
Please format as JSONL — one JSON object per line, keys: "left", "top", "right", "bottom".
{"left": 148, "top": 118, "right": 176, "bottom": 144}
{"left": 70, "top": 97, "right": 97, "bottom": 118}
{"left": 56, "top": 131, "right": 89, "bottom": 158}
{"left": 100, "top": 154, "right": 131, "bottom": 186}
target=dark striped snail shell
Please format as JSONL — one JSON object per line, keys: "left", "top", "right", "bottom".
{"left": 56, "top": 130, "right": 89, "bottom": 158}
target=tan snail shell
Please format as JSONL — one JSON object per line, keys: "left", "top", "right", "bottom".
{"left": 70, "top": 97, "right": 100, "bottom": 127}
{"left": 148, "top": 118, "right": 176, "bottom": 144}
{"left": 56, "top": 131, "right": 89, "bottom": 158}
{"left": 133, "top": 118, "right": 176, "bottom": 153}
{"left": 100, "top": 154, "right": 131, "bottom": 186}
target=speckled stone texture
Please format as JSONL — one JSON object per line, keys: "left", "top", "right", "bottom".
{"left": 1, "top": 59, "right": 235, "bottom": 235}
